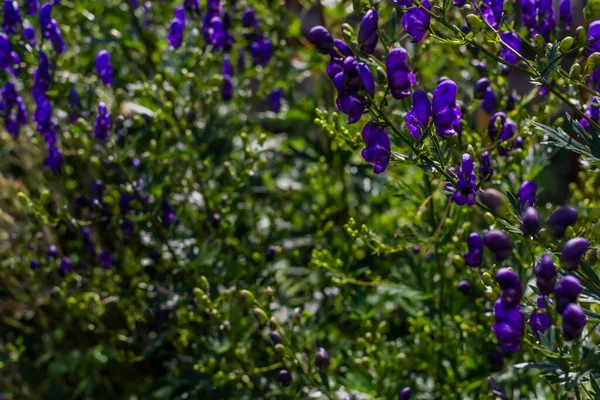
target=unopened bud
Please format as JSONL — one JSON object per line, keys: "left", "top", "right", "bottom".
{"left": 534, "top": 34, "right": 546, "bottom": 49}
{"left": 588, "top": 52, "right": 600, "bottom": 71}
{"left": 466, "top": 14, "right": 483, "bottom": 34}
{"left": 252, "top": 308, "right": 269, "bottom": 325}
{"left": 560, "top": 36, "right": 574, "bottom": 53}
{"left": 569, "top": 63, "right": 581, "bottom": 80}
{"left": 575, "top": 26, "right": 586, "bottom": 47}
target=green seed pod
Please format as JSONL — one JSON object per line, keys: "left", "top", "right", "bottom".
{"left": 575, "top": 26, "right": 586, "bottom": 47}
{"left": 269, "top": 316, "right": 279, "bottom": 330}
{"left": 252, "top": 308, "right": 269, "bottom": 325}
{"left": 569, "top": 63, "right": 581, "bottom": 80}
{"left": 466, "top": 14, "right": 483, "bottom": 34}
{"left": 588, "top": 52, "right": 600, "bottom": 71}
{"left": 560, "top": 36, "right": 574, "bottom": 53}
{"left": 534, "top": 34, "right": 546, "bottom": 49}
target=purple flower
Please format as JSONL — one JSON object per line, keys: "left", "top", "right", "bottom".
{"left": 556, "top": 275, "right": 581, "bottom": 313}
{"left": 0, "top": 82, "right": 28, "bottom": 138}
{"left": 98, "top": 250, "right": 114, "bottom": 270}
{"left": 387, "top": 48, "right": 415, "bottom": 100}
{"left": 33, "top": 51, "right": 50, "bottom": 100}
{"left": 588, "top": 21, "right": 600, "bottom": 55}
{"left": 562, "top": 303, "right": 586, "bottom": 341}
{"left": 474, "top": 78, "right": 490, "bottom": 99}
{"left": 580, "top": 97, "right": 600, "bottom": 130}
{"left": 493, "top": 299, "right": 524, "bottom": 353}
{"left": 269, "top": 88, "right": 284, "bottom": 113}
{"left": 454, "top": 0, "right": 467, "bottom": 6}
{"left": 162, "top": 200, "right": 175, "bottom": 228}
{"left": 432, "top": 80, "right": 461, "bottom": 137}
{"left": 479, "top": 151, "right": 493, "bottom": 179}
{"left": 488, "top": 112, "right": 516, "bottom": 142}
{"left": 249, "top": 35, "right": 274, "bottom": 66}
{"left": 521, "top": 0, "right": 537, "bottom": 30}
{"left": 402, "top": 0, "right": 430, "bottom": 42}
{"left": 336, "top": 95, "right": 368, "bottom": 124}
{"left": 25, "top": 0, "right": 39, "bottom": 16}
{"left": 536, "top": 0, "right": 555, "bottom": 41}
{"left": 47, "top": 244, "right": 58, "bottom": 258}
{"left": 315, "top": 347, "right": 330, "bottom": 368}
{"left": 483, "top": 230, "right": 513, "bottom": 261}
{"left": 39, "top": 3, "right": 65, "bottom": 53}
{"left": 559, "top": 0, "right": 572, "bottom": 29}
{"left": 44, "top": 143, "right": 62, "bottom": 172}
{"left": 242, "top": 7, "right": 257, "bottom": 28}
{"left": 58, "top": 256, "right": 73, "bottom": 276}
{"left": 30, "top": 259, "right": 40, "bottom": 270}
{"left": 398, "top": 387, "right": 412, "bottom": 400}
{"left": 93, "top": 102, "right": 111, "bottom": 141}
{"left": 457, "top": 280, "right": 472, "bottom": 295}
{"left": 453, "top": 154, "right": 477, "bottom": 206}
{"left": 95, "top": 50, "right": 114, "bottom": 86}
{"left": 529, "top": 311, "right": 551, "bottom": 335}
{"left": 464, "top": 232, "right": 483, "bottom": 267}
{"left": 222, "top": 55, "right": 233, "bottom": 101}
{"left": 168, "top": 16, "right": 185, "bottom": 49}
{"left": 358, "top": 10, "right": 379, "bottom": 54}
{"left": 405, "top": 90, "right": 431, "bottom": 139}
{"left": 561, "top": 237, "right": 589, "bottom": 271}
{"left": 481, "top": 86, "right": 497, "bottom": 114}
{"left": 517, "top": 180, "right": 536, "bottom": 207}
{"left": 478, "top": 0, "right": 504, "bottom": 29}
{"left": 184, "top": 0, "right": 202, "bottom": 19}
{"left": 547, "top": 206, "right": 578, "bottom": 238}
{"left": 535, "top": 255, "right": 557, "bottom": 295}
{"left": 23, "top": 25, "right": 36, "bottom": 44}
{"left": 499, "top": 32, "right": 522, "bottom": 65}
{"left": 276, "top": 370, "right": 291, "bottom": 387}
{"left": 361, "top": 122, "right": 390, "bottom": 174}
{"left": 521, "top": 206, "right": 540, "bottom": 236}
{"left": 306, "top": 25, "right": 333, "bottom": 54}
{"left": 496, "top": 268, "right": 520, "bottom": 291}
{"left": 3, "top": 1, "right": 22, "bottom": 35}
{"left": 330, "top": 55, "right": 373, "bottom": 124}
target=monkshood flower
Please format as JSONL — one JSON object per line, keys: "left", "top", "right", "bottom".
{"left": 561, "top": 237, "right": 589, "bottom": 271}
{"left": 547, "top": 206, "right": 578, "bottom": 238}
{"left": 479, "top": 151, "right": 493, "bottom": 179}
{"left": 432, "top": 80, "right": 461, "bottom": 137}
{"left": 44, "top": 143, "right": 61, "bottom": 172}
{"left": 474, "top": 78, "right": 490, "bottom": 100}
{"left": 580, "top": 97, "right": 600, "bottom": 130}
{"left": 95, "top": 50, "right": 114, "bottom": 86}
{"left": 399, "top": 387, "right": 412, "bottom": 400}
{"left": 249, "top": 35, "right": 274, "bottom": 66}
{"left": 0, "top": 82, "right": 28, "bottom": 138}
{"left": 517, "top": 180, "right": 536, "bottom": 206}
{"left": 481, "top": 86, "right": 496, "bottom": 114}
{"left": 488, "top": 112, "right": 516, "bottom": 142}
{"left": 562, "top": 303, "right": 586, "bottom": 341}
{"left": 3, "top": 0, "right": 22, "bottom": 35}
{"left": 168, "top": 10, "right": 185, "bottom": 49}
{"left": 222, "top": 55, "right": 233, "bottom": 101}
{"left": 30, "top": 259, "right": 40, "bottom": 270}
{"left": 58, "top": 256, "right": 73, "bottom": 276}
{"left": 506, "top": 92, "right": 516, "bottom": 111}
{"left": 330, "top": 55, "right": 373, "bottom": 124}
{"left": 453, "top": 154, "right": 477, "bottom": 206}
{"left": 588, "top": 21, "right": 600, "bottom": 54}
{"left": 0, "top": 33, "right": 20, "bottom": 75}
{"left": 499, "top": 32, "right": 522, "bottom": 65}
{"left": 269, "top": 88, "right": 284, "bottom": 113}
{"left": 457, "top": 280, "right": 472, "bottom": 295}
{"left": 559, "top": 0, "right": 572, "bottom": 30}
{"left": 358, "top": 10, "right": 378, "bottom": 54}
{"left": 402, "top": 0, "right": 430, "bottom": 43}
{"left": 387, "top": 48, "right": 415, "bottom": 100}
{"left": 464, "top": 232, "right": 483, "bottom": 267}
{"left": 93, "top": 102, "right": 111, "bottom": 141}
{"left": 521, "top": 0, "right": 536, "bottom": 30}
{"left": 33, "top": 51, "right": 50, "bottom": 100}
{"left": 162, "top": 200, "right": 175, "bottom": 228}
{"left": 529, "top": 310, "right": 551, "bottom": 336}
{"left": 207, "top": 0, "right": 222, "bottom": 14}
{"left": 306, "top": 25, "right": 333, "bottom": 54}
{"left": 203, "top": 14, "right": 226, "bottom": 49}
{"left": 536, "top": 0, "right": 555, "bottom": 41}
{"left": 406, "top": 90, "right": 431, "bottom": 139}
{"left": 395, "top": 0, "right": 413, "bottom": 6}
{"left": 33, "top": 95, "right": 54, "bottom": 141}
{"left": 479, "top": 0, "right": 503, "bottom": 29}
{"left": 361, "top": 122, "right": 390, "bottom": 174}
{"left": 39, "top": 3, "right": 65, "bottom": 53}
{"left": 493, "top": 299, "right": 524, "bottom": 353}
{"left": 242, "top": 7, "right": 257, "bottom": 28}
{"left": 23, "top": 25, "right": 35, "bottom": 45}
{"left": 82, "top": 226, "right": 96, "bottom": 256}
{"left": 521, "top": 206, "right": 540, "bottom": 236}
{"left": 483, "top": 230, "right": 513, "bottom": 261}
{"left": 25, "top": 0, "right": 39, "bottom": 16}
{"left": 98, "top": 251, "right": 113, "bottom": 270}
{"left": 315, "top": 347, "right": 330, "bottom": 368}
{"left": 555, "top": 275, "right": 581, "bottom": 313}
{"left": 276, "top": 370, "right": 291, "bottom": 387}
{"left": 454, "top": 0, "right": 466, "bottom": 6}
{"left": 184, "top": 0, "right": 202, "bottom": 19}
{"left": 535, "top": 255, "right": 556, "bottom": 295}
{"left": 47, "top": 244, "right": 58, "bottom": 259}
{"left": 496, "top": 268, "right": 522, "bottom": 309}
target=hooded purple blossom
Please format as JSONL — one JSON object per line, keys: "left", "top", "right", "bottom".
{"left": 330, "top": 54, "right": 374, "bottom": 124}
{"left": 95, "top": 50, "right": 114, "bottom": 86}
{"left": 517, "top": 180, "right": 536, "bottom": 207}
{"left": 44, "top": 143, "right": 62, "bottom": 172}
{"left": 535, "top": 254, "right": 556, "bottom": 295}
{"left": 530, "top": 311, "right": 551, "bottom": 335}
{"left": 58, "top": 256, "right": 73, "bottom": 276}
{"left": 481, "top": 86, "right": 497, "bottom": 114}
{"left": 493, "top": 299, "right": 524, "bottom": 353}
{"left": 361, "top": 122, "right": 390, "bottom": 174}
{"left": 162, "top": 200, "right": 176, "bottom": 228}
{"left": 269, "top": 88, "right": 284, "bottom": 113}
{"left": 432, "top": 80, "right": 461, "bottom": 137}
{"left": 580, "top": 97, "right": 600, "bottom": 130}
{"left": 25, "top": 0, "right": 39, "bottom": 16}
{"left": 474, "top": 78, "right": 490, "bottom": 100}
{"left": 306, "top": 25, "right": 334, "bottom": 54}
{"left": 499, "top": 32, "right": 522, "bottom": 65}
{"left": 588, "top": 21, "right": 600, "bottom": 55}
{"left": 521, "top": 206, "right": 540, "bottom": 236}
{"left": 242, "top": 7, "right": 257, "bottom": 28}
{"left": 562, "top": 303, "right": 586, "bottom": 341}
{"left": 3, "top": 1, "right": 22, "bottom": 35}
{"left": 395, "top": 0, "right": 413, "bottom": 6}
{"left": 399, "top": 387, "right": 412, "bottom": 400}
{"left": 537, "top": 0, "right": 556, "bottom": 41}
{"left": 40, "top": 3, "right": 65, "bottom": 53}
{"left": 222, "top": 55, "right": 233, "bottom": 101}
{"left": 479, "top": 151, "right": 493, "bottom": 179}
{"left": 402, "top": 0, "right": 430, "bottom": 42}
{"left": 496, "top": 268, "right": 522, "bottom": 309}
{"left": 406, "top": 90, "right": 431, "bottom": 139}
{"left": 488, "top": 112, "right": 516, "bottom": 142}
{"left": 547, "top": 206, "right": 578, "bottom": 238}
{"left": 168, "top": 7, "right": 185, "bottom": 49}
{"left": 453, "top": 154, "right": 477, "bottom": 206}
{"left": 464, "top": 232, "right": 483, "bottom": 267}
{"left": 23, "top": 25, "right": 36, "bottom": 45}
{"left": 184, "top": 0, "right": 202, "bottom": 19}
{"left": 387, "top": 48, "right": 416, "bottom": 100}
{"left": 98, "top": 251, "right": 114, "bottom": 270}
{"left": 33, "top": 51, "right": 50, "bottom": 100}
{"left": 358, "top": 10, "right": 379, "bottom": 54}
{"left": 556, "top": 275, "right": 581, "bottom": 314}
{"left": 561, "top": 237, "right": 589, "bottom": 271}
{"left": 33, "top": 94, "right": 54, "bottom": 141}
{"left": 483, "top": 230, "right": 513, "bottom": 261}
{"left": 0, "top": 82, "right": 28, "bottom": 138}
{"left": 249, "top": 35, "right": 274, "bottom": 66}
{"left": 479, "top": 0, "right": 503, "bottom": 29}
{"left": 457, "top": 280, "right": 472, "bottom": 295}
{"left": 93, "top": 102, "right": 111, "bottom": 141}
{"left": 559, "top": 0, "right": 572, "bottom": 29}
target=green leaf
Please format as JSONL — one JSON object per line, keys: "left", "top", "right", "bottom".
{"left": 390, "top": 9, "right": 397, "bottom": 41}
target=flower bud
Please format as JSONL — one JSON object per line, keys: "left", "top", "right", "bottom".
{"left": 547, "top": 206, "right": 578, "bottom": 238}
{"left": 483, "top": 230, "right": 513, "bottom": 261}
{"left": 399, "top": 387, "right": 412, "bottom": 400}
{"left": 588, "top": 52, "right": 600, "bottom": 71}
{"left": 239, "top": 289, "right": 256, "bottom": 306}
{"left": 275, "top": 343, "right": 286, "bottom": 355}
{"left": 562, "top": 303, "right": 586, "bottom": 341}
{"left": 575, "top": 26, "right": 586, "bottom": 47}
{"left": 276, "top": 369, "right": 292, "bottom": 386}
{"left": 559, "top": 36, "right": 574, "bottom": 53}
{"left": 315, "top": 347, "right": 330, "bottom": 368}
{"left": 482, "top": 272, "right": 493, "bottom": 286}
{"left": 479, "top": 189, "right": 508, "bottom": 217}
{"left": 269, "top": 331, "right": 282, "bottom": 345}
{"left": 561, "top": 237, "right": 589, "bottom": 271}
{"left": 521, "top": 207, "right": 540, "bottom": 236}
{"left": 307, "top": 26, "right": 334, "bottom": 54}
{"left": 466, "top": 14, "right": 483, "bottom": 33}
{"left": 569, "top": 63, "right": 581, "bottom": 80}
{"left": 534, "top": 34, "right": 546, "bottom": 48}
{"left": 457, "top": 280, "right": 472, "bottom": 295}
{"left": 252, "top": 308, "right": 269, "bottom": 325}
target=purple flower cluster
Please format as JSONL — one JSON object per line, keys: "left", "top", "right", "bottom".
{"left": 0, "top": 82, "right": 28, "bottom": 138}
{"left": 95, "top": 50, "right": 114, "bottom": 86}
{"left": 387, "top": 48, "right": 416, "bottom": 100}
{"left": 40, "top": 2, "right": 65, "bottom": 53}
{"left": 529, "top": 296, "right": 551, "bottom": 336}
{"left": 203, "top": 0, "right": 234, "bottom": 52}
{"left": 269, "top": 88, "right": 284, "bottom": 113}
{"left": 402, "top": 0, "right": 430, "bottom": 43}
{"left": 517, "top": 180, "right": 536, "bottom": 207}
{"left": 222, "top": 55, "right": 233, "bottom": 101}
{"left": 580, "top": 97, "right": 600, "bottom": 130}
{"left": 521, "top": 0, "right": 556, "bottom": 41}
{"left": 3, "top": 0, "right": 22, "bottom": 35}
{"left": 483, "top": 230, "right": 513, "bottom": 261}
{"left": 547, "top": 205, "right": 578, "bottom": 238}
{"left": 358, "top": 10, "right": 378, "bottom": 54}
{"left": 561, "top": 237, "right": 589, "bottom": 271}
{"left": 555, "top": 276, "right": 586, "bottom": 340}
{"left": 479, "top": 151, "right": 493, "bottom": 179}
{"left": 93, "top": 102, "right": 111, "bottom": 141}
{"left": 432, "top": 80, "right": 461, "bottom": 137}
{"left": 406, "top": 90, "right": 430, "bottom": 139}
{"left": 452, "top": 154, "right": 477, "bottom": 206}
{"left": 493, "top": 269, "right": 524, "bottom": 352}
{"left": 0, "top": 32, "right": 20, "bottom": 75}
{"left": 361, "top": 122, "right": 390, "bottom": 174}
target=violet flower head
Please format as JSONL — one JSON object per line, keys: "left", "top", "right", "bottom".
{"left": 562, "top": 303, "right": 586, "bottom": 341}
{"left": 249, "top": 35, "right": 274, "bottom": 66}
{"left": 588, "top": 21, "right": 600, "bottom": 55}
{"left": 535, "top": 254, "right": 556, "bottom": 295}
{"left": 481, "top": 86, "right": 497, "bottom": 114}
{"left": 530, "top": 311, "right": 551, "bottom": 335}
{"left": 561, "top": 237, "right": 589, "bottom": 271}
{"left": 39, "top": 3, "right": 65, "bottom": 53}
{"left": 454, "top": 0, "right": 467, "bottom": 6}
{"left": 493, "top": 299, "right": 524, "bottom": 353}
{"left": 517, "top": 180, "right": 536, "bottom": 207}
{"left": 242, "top": 7, "right": 257, "bottom": 28}
{"left": 521, "top": 0, "right": 537, "bottom": 30}
{"left": 395, "top": 0, "right": 413, "bottom": 6}
{"left": 44, "top": 143, "right": 62, "bottom": 172}
{"left": 556, "top": 275, "right": 581, "bottom": 302}
{"left": 453, "top": 154, "right": 477, "bottom": 206}
{"left": 23, "top": 25, "right": 36, "bottom": 45}
{"left": 222, "top": 77, "right": 232, "bottom": 101}
{"left": 269, "top": 88, "right": 284, "bottom": 113}
{"left": 330, "top": 55, "right": 373, "bottom": 124}
{"left": 387, "top": 48, "right": 416, "bottom": 100}
{"left": 168, "top": 16, "right": 185, "bottom": 49}
{"left": 499, "top": 32, "right": 522, "bottom": 65}
{"left": 547, "top": 206, "right": 578, "bottom": 238}
{"left": 405, "top": 90, "right": 431, "bottom": 139}
{"left": 25, "top": 0, "right": 39, "bottom": 16}
{"left": 580, "top": 97, "right": 600, "bottom": 130}
{"left": 483, "top": 230, "right": 513, "bottom": 261}
{"left": 0, "top": 33, "right": 12, "bottom": 71}
{"left": 95, "top": 50, "right": 114, "bottom": 86}
{"left": 3, "top": 1, "right": 22, "bottom": 35}
{"left": 457, "top": 280, "right": 472, "bottom": 295}
{"left": 464, "top": 232, "right": 483, "bottom": 267}
{"left": 184, "top": 0, "right": 202, "bottom": 19}
{"left": 432, "top": 79, "right": 461, "bottom": 137}
{"left": 58, "top": 256, "right": 73, "bottom": 276}
{"left": 361, "top": 122, "right": 390, "bottom": 174}
{"left": 559, "top": 0, "right": 572, "bottom": 30}
{"left": 0, "top": 82, "right": 28, "bottom": 138}
{"left": 536, "top": 0, "right": 556, "bottom": 41}
{"left": 93, "top": 102, "right": 111, "bottom": 141}
{"left": 98, "top": 250, "right": 114, "bottom": 270}
{"left": 33, "top": 51, "right": 50, "bottom": 100}
{"left": 276, "top": 370, "right": 291, "bottom": 387}
{"left": 162, "top": 200, "right": 176, "bottom": 228}
{"left": 315, "top": 347, "right": 330, "bottom": 368}
{"left": 402, "top": 0, "right": 430, "bottom": 43}
{"left": 479, "top": 151, "right": 493, "bottom": 179}
{"left": 488, "top": 112, "right": 516, "bottom": 142}
{"left": 521, "top": 206, "right": 540, "bottom": 236}
{"left": 398, "top": 387, "right": 412, "bottom": 400}
{"left": 358, "top": 9, "right": 379, "bottom": 54}
{"left": 474, "top": 78, "right": 490, "bottom": 100}
{"left": 306, "top": 25, "right": 333, "bottom": 54}
{"left": 30, "top": 259, "right": 40, "bottom": 270}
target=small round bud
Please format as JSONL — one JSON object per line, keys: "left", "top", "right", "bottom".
{"left": 252, "top": 308, "right": 269, "bottom": 325}
{"left": 315, "top": 347, "right": 330, "bottom": 368}
{"left": 569, "top": 63, "right": 581, "bottom": 80}
{"left": 534, "top": 34, "right": 546, "bottom": 48}
{"left": 466, "top": 14, "right": 483, "bottom": 33}
{"left": 575, "top": 26, "right": 586, "bottom": 47}
{"left": 588, "top": 52, "right": 600, "bottom": 71}
{"left": 276, "top": 369, "right": 291, "bottom": 386}
{"left": 559, "top": 36, "right": 574, "bottom": 53}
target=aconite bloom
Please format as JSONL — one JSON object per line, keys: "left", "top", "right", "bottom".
{"left": 221, "top": 55, "right": 233, "bottom": 101}
{"left": 269, "top": 88, "right": 283, "bottom": 113}
{"left": 25, "top": 0, "right": 39, "bottom": 16}
{"left": 580, "top": 97, "right": 600, "bottom": 130}
{"left": 306, "top": 26, "right": 333, "bottom": 54}
{"left": 402, "top": 0, "right": 430, "bottom": 43}
{"left": 39, "top": 3, "right": 65, "bottom": 53}
{"left": 276, "top": 369, "right": 291, "bottom": 386}
{"left": 184, "top": 0, "right": 202, "bottom": 19}
{"left": 162, "top": 200, "right": 176, "bottom": 228}
{"left": 517, "top": 180, "right": 536, "bottom": 206}
{"left": 432, "top": 80, "right": 461, "bottom": 137}
{"left": 398, "top": 387, "right": 412, "bottom": 400}
{"left": 453, "top": 154, "right": 477, "bottom": 206}
{"left": 44, "top": 143, "right": 62, "bottom": 172}
{"left": 547, "top": 206, "right": 578, "bottom": 238}
{"left": 405, "top": 90, "right": 431, "bottom": 139}
{"left": 559, "top": 0, "right": 572, "bottom": 29}
{"left": 330, "top": 54, "right": 374, "bottom": 124}
{"left": 561, "top": 237, "right": 589, "bottom": 271}
{"left": 535, "top": 255, "right": 556, "bottom": 295}
{"left": 457, "top": 280, "right": 472, "bottom": 295}
{"left": 562, "top": 303, "right": 586, "bottom": 341}
{"left": 168, "top": 7, "right": 185, "bottom": 49}
{"left": 250, "top": 35, "right": 274, "bottom": 66}
{"left": 265, "top": 245, "right": 277, "bottom": 262}
{"left": 529, "top": 311, "right": 551, "bottom": 335}
{"left": 481, "top": 86, "right": 497, "bottom": 114}
{"left": 95, "top": 50, "right": 114, "bottom": 86}
{"left": 93, "top": 102, "right": 111, "bottom": 141}
{"left": 493, "top": 299, "right": 524, "bottom": 353}
{"left": 241, "top": 7, "right": 257, "bottom": 28}
{"left": 0, "top": 82, "right": 29, "bottom": 138}
{"left": 521, "top": 207, "right": 540, "bottom": 236}
{"left": 98, "top": 251, "right": 114, "bottom": 270}
{"left": 58, "top": 256, "right": 73, "bottom": 276}
{"left": 488, "top": 112, "right": 516, "bottom": 142}
{"left": 464, "top": 232, "right": 483, "bottom": 267}
{"left": 483, "top": 230, "right": 512, "bottom": 261}
{"left": 358, "top": 10, "right": 379, "bottom": 54}
{"left": 315, "top": 347, "right": 330, "bottom": 368}
{"left": 496, "top": 268, "right": 522, "bottom": 308}
{"left": 3, "top": 0, "right": 22, "bottom": 35}
{"left": 474, "top": 78, "right": 490, "bottom": 100}
{"left": 499, "top": 32, "right": 522, "bottom": 65}
{"left": 361, "top": 122, "right": 390, "bottom": 174}
{"left": 0, "top": 33, "right": 19, "bottom": 74}
{"left": 387, "top": 48, "right": 415, "bottom": 100}
{"left": 479, "top": 151, "right": 493, "bottom": 179}
{"left": 555, "top": 275, "right": 581, "bottom": 313}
